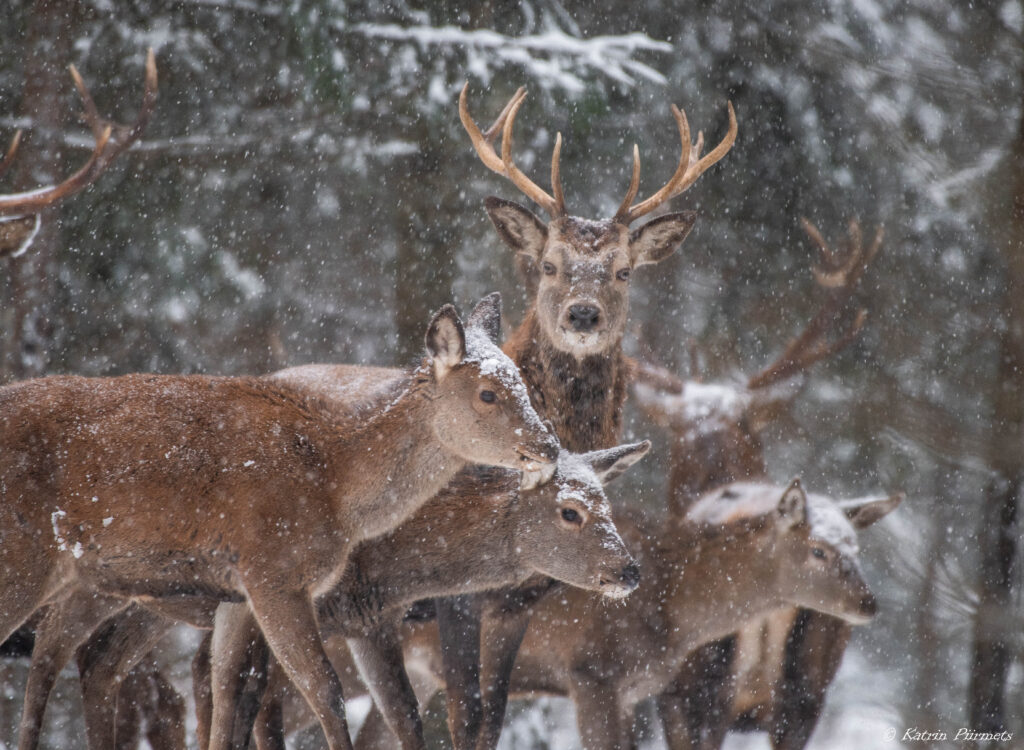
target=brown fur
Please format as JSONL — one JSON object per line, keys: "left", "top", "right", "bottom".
{"left": 0, "top": 301, "right": 557, "bottom": 750}
{"left": 431, "top": 200, "right": 696, "bottom": 750}
{"left": 632, "top": 378, "right": 900, "bottom": 750}
{"left": 366, "top": 483, "right": 880, "bottom": 750}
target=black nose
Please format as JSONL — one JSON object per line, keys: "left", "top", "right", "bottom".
{"left": 619, "top": 562, "right": 641, "bottom": 589}
{"left": 568, "top": 304, "right": 600, "bottom": 331}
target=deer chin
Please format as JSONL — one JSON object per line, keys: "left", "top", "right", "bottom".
{"left": 556, "top": 326, "right": 615, "bottom": 357}
{"left": 598, "top": 579, "right": 637, "bottom": 600}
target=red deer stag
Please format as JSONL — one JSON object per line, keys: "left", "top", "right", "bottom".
{"left": 632, "top": 219, "right": 892, "bottom": 750}
{"left": 0, "top": 294, "right": 556, "bottom": 750}
{"left": 0, "top": 50, "right": 157, "bottom": 257}
{"left": 364, "top": 479, "right": 899, "bottom": 750}
{"left": 427, "top": 83, "right": 737, "bottom": 750}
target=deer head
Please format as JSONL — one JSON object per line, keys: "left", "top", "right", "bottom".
{"left": 425, "top": 293, "right": 559, "bottom": 471}
{"left": 632, "top": 219, "right": 883, "bottom": 508}
{"left": 0, "top": 50, "right": 157, "bottom": 258}
{"left": 460, "top": 85, "right": 736, "bottom": 358}
{"left": 517, "top": 441, "right": 650, "bottom": 599}
{"left": 688, "top": 479, "right": 902, "bottom": 626}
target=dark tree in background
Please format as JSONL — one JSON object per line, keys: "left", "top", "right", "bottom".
{"left": 1, "top": 0, "right": 1022, "bottom": 746}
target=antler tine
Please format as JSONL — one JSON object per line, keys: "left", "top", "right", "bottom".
{"left": 613, "top": 144, "right": 641, "bottom": 223}
{"left": 500, "top": 93, "right": 563, "bottom": 217}
{"left": 618, "top": 101, "right": 737, "bottom": 225}
{"left": 550, "top": 132, "right": 566, "bottom": 216}
{"left": 460, "top": 83, "right": 565, "bottom": 217}
{"left": 482, "top": 86, "right": 526, "bottom": 143}
{"left": 747, "top": 220, "right": 882, "bottom": 391}
{"left": 0, "top": 49, "right": 157, "bottom": 216}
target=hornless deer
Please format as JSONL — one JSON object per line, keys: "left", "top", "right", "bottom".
{"left": 430, "top": 83, "right": 737, "bottom": 750}
{"left": 365, "top": 480, "right": 899, "bottom": 750}
{"left": 26, "top": 372, "right": 647, "bottom": 750}
{"left": 191, "top": 439, "right": 650, "bottom": 750}
{"left": 633, "top": 220, "right": 891, "bottom": 750}
{"left": 0, "top": 50, "right": 157, "bottom": 257}
{"left": 0, "top": 294, "right": 557, "bottom": 750}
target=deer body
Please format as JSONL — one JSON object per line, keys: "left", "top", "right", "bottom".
{"left": 1, "top": 298, "right": 558, "bottom": 750}
{"left": 367, "top": 481, "right": 889, "bottom": 750}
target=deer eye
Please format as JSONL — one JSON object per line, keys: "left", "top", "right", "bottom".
{"left": 616, "top": 268, "right": 631, "bottom": 281}
{"left": 811, "top": 547, "right": 827, "bottom": 559}
{"left": 542, "top": 262, "right": 557, "bottom": 276}
{"left": 561, "top": 508, "right": 581, "bottom": 524}
{"left": 479, "top": 390, "right": 496, "bottom": 404}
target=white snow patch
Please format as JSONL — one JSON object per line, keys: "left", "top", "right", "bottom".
{"left": 103, "top": 517, "right": 114, "bottom": 527}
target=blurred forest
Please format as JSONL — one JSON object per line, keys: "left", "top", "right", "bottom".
{"left": 1, "top": 0, "right": 1022, "bottom": 748}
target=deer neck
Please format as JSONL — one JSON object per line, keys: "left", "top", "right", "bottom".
{"left": 505, "top": 309, "right": 626, "bottom": 452}
{"left": 329, "top": 371, "right": 466, "bottom": 541}
{"left": 320, "top": 467, "right": 524, "bottom": 634}
{"left": 658, "top": 521, "right": 783, "bottom": 656}
{"left": 666, "top": 437, "right": 768, "bottom": 519}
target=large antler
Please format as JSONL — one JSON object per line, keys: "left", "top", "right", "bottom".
{"left": 459, "top": 84, "right": 566, "bottom": 218}
{"left": 0, "top": 48, "right": 157, "bottom": 218}
{"left": 747, "top": 218, "right": 883, "bottom": 390}
{"left": 613, "top": 101, "right": 737, "bottom": 225}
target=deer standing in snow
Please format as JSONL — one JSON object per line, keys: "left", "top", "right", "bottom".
{"left": 363, "top": 479, "right": 899, "bottom": 750}
{"left": 0, "top": 295, "right": 557, "bottom": 750}
{"left": 426, "top": 82, "right": 737, "bottom": 750}
{"left": 632, "top": 219, "right": 894, "bottom": 750}
{"left": 0, "top": 50, "right": 157, "bottom": 258}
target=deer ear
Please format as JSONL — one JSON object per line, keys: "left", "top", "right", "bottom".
{"left": 777, "top": 478, "right": 808, "bottom": 528}
{"left": 425, "top": 304, "right": 466, "bottom": 382}
{"left": 583, "top": 440, "right": 652, "bottom": 485}
{"left": 466, "top": 292, "right": 503, "bottom": 345}
{"left": 842, "top": 493, "right": 903, "bottom": 529}
{"left": 629, "top": 211, "right": 696, "bottom": 267}
{"left": 485, "top": 196, "right": 548, "bottom": 261}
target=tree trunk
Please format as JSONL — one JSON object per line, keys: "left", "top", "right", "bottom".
{"left": 4, "top": 0, "right": 81, "bottom": 380}
{"left": 968, "top": 66, "right": 1024, "bottom": 743}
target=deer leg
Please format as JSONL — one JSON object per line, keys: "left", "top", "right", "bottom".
{"left": 436, "top": 595, "right": 483, "bottom": 750}
{"left": 243, "top": 588, "right": 354, "bottom": 750}
{"left": 193, "top": 631, "right": 214, "bottom": 750}
{"left": 569, "top": 675, "right": 623, "bottom": 750}
{"left": 17, "top": 590, "right": 127, "bottom": 750}
{"left": 354, "top": 656, "right": 441, "bottom": 750}
{"left": 76, "top": 604, "right": 177, "bottom": 750}
{"left": 772, "top": 611, "right": 850, "bottom": 750}
{"left": 208, "top": 602, "right": 267, "bottom": 750}
{"left": 656, "top": 689, "right": 692, "bottom": 750}
{"left": 475, "top": 605, "right": 532, "bottom": 750}
{"left": 141, "top": 665, "right": 189, "bottom": 750}
{"left": 347, "top": 622, "right": 425, "bottom": 750}
{"left": 252, "top": 659, "right": 288, "bottom": 750}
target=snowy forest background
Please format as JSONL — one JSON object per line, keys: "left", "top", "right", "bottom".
{"left": 1, "top": 0, "right": 1022, "bottom": 748}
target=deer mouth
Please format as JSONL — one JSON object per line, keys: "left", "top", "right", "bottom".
{"left": 516, "top": 445, "right": 557, "bottom": 471}
{"left": 598, "top": 579, "right": 636, "bottom": 600}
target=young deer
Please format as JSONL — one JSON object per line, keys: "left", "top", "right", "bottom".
{"left": 369, "top": 480, "right": 898, "bottom": 750}
{"left": 431, "top": 83, "right": 737, "bottom": 750}
{"left": 192, "top": 440, "right": 650, "bottom": 750}
{"left": 633, "top": 220, "right": 890, "bottom": 750}
{"left": 0, "top": 294, "right": 557, "bottom": 750}
{"left": 0, "top": 50, "right": 157, "bottom": 258}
